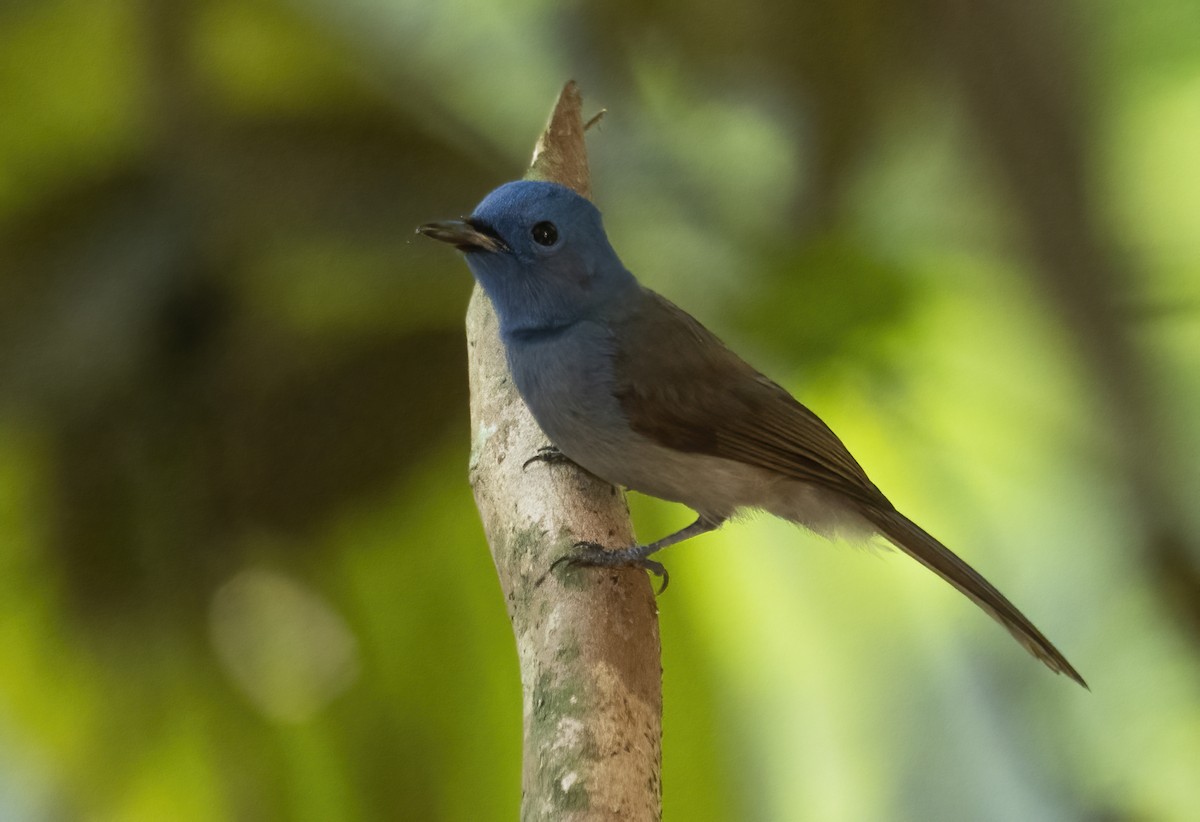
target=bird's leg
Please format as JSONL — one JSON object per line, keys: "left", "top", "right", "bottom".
{"left": 552, "top": 516, "right": 726, "bottom": 593}
{"left": 522, "top": 445, "right": 576, "bottom": 471}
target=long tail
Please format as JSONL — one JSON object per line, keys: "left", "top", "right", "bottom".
{"left": 860, "top": 506, "right": 1087, "bottom": 688}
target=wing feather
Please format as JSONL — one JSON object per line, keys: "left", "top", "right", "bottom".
{"left": 610, "top": 290, "right": 887, "bottom": 506}
{"left": 608, "top": 290, "right": 1087, "bottom": 684}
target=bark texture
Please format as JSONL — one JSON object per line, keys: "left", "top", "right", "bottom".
{"left": 466, "top": 81, "right": 663, "bottom": 822}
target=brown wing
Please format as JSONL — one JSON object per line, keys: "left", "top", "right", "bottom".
{"left": 611, "top": 291, "right": 1088, "bottom": 685}
{"left": 610, "top": 289, "right": 888, "bottom": 507}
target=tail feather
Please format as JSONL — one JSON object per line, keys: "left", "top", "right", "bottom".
{"left": 861, "top": 506, "right": 1087, "bottom": 689}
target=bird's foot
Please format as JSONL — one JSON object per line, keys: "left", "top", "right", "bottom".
{"left": 550, "top": 541, "right": 670, "bottom": 594}
{"left": 522, "top": 445, "right": 574, "bottom": 471}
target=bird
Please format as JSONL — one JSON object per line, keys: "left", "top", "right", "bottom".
{"left": 418, "top": 179, "right": 1086, "bottom": 687}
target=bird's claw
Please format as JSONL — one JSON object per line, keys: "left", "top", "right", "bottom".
{"left": 550, "top": 541, "right": 670, "bottom": 594}
{"left": 522, "top": 445, "right": 573, "bottom": 471}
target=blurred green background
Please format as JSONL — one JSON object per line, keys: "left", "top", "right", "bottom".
{"left": 2, "top": 0, "right": 1199, "bottom": 819}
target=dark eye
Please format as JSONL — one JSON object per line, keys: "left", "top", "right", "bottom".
{"left": 531, "top": 221, "right": 558, "bottom": 246}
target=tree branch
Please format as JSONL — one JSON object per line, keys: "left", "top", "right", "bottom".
{"left": 466, "top": 81, "right": 663, "bottom": 822}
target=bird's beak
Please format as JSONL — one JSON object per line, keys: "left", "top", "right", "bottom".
{"left": 416, "top": 219, "right": 508, "bottom": 253}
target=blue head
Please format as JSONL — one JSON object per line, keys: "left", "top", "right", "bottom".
{"left": 419, "top": 180, "right": 638, "bottom": 337}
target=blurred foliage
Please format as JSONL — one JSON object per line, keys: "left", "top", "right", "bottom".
{"left": 0, "top": 0, "right": 1198, "bottom": 820}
